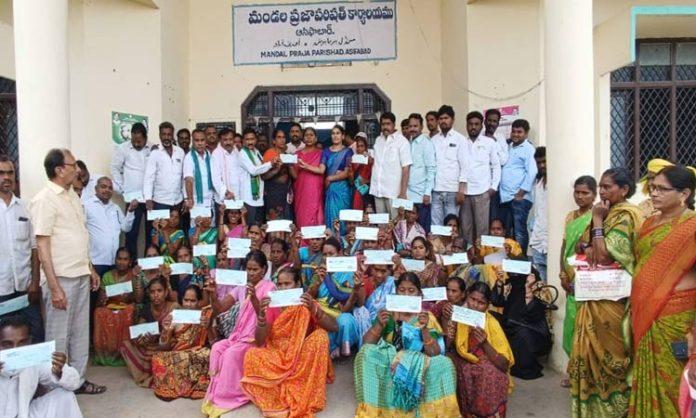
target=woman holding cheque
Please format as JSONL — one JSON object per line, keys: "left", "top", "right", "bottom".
{"left": 354, "top": 273, "right": 459, "bottom": 417}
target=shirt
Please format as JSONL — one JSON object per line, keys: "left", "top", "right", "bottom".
{"left": 370, "top": 132, "right": 412, "bottom": 199}
{"left": 212, "top": 146, "right": 242, "bottom": 200}
{"left": 84, "top": 197, "right": 135, "bottom": 266}
{"left": 30, "top": 181, "right": 90, "bottom": 279}
{"left": 0, "top": 195, "right": 35, "bottom": 295}
{"left": 431, "top": 129, "right": 468, "bottom": 193}
{"left": 80, "top": 175, "right": 102, "bottom": 203}
{"left": 464, "top": 135, "right": 501, "bottom": 195}
{"left": 485, "top": 131, "right": 509, "bottom": 166}
{"left": 238, "top": 147, "right": 273, "bottom": 207}
{"left": 499, "top": 139, "right": 538, "bottom": 203}
{"left": 143, "top": 146, "right": 185, "bottom": 205}
{"left": 183, "top": 150, "right": 225, "bottom": 207}
{"left": 528, "top": 179, "right": 547, "bottom": 253}
{"left": 406, "top": 134, "right": 437, "bottom": 203}
{"left": 286, "top": 141, "right": 305, "bottom": 155}
{"left": 110, "top": 141, "right": 151, "bottom": 195}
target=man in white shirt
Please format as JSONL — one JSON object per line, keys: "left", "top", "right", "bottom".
{"left": 204, "top": 126, "right": 219, "bottom": 153}
{"left": 425, "top": 110, "right": 440, "bottom": 138}
{"left": 285, "top": 123, "right": 305, "bottom": 155}
{"left": 176, "top": 128, "right": 191, "bottom": 155}
{"left": 529, "top": 147, "right": 547, "bottom": 281}
{"left": 484, "top": 108, "right": 509, "bottom": 222}
{"left": 369, "top": 112, "right": 412, "bottom": 218}
{"left": 75, "top": 161, "right": 101, "bottom": 204}
{"left": 460, "top": 111, "right": 501, "bottom": 244}
{"left": 431, "top": 105, "right": 468, "bottom": 227}
{"left": 0, "top": 155, "right": 43, "bottom": 343}
{"left": 238, "top": 127, "right": 276, "bottom": 224}
{"left": 110, "top": 122, "right": 151, "bottom": 257}
{"left": 212, "top": 128, "right": 242, "bottom": 203}
{"left": 143, "top": 121, "right": 184, "bottom": 239}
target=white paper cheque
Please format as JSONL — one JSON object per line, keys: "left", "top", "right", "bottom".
{"left": 190, "top": 206, "right": 211, "bottom": 219}
{"left": 223, "top": 199, "right": 245, "bottom": 210}
{"left": 138, "top": 256, "right": 165, "bottom": 270}
{"left": 280, "top": 154, "right": 297, "bottom": 164}
{"left": 364, "top": 250, "right": 395, "bottom": 265}
{"left": 502, "top": 259, "right": 532, "bottom": 275}
{"left": 269, "top": 288, "right": 304, "bottom": 308}
{"left": 451, "top": 306, "right": 486, "bottom": 329}
{"left": 430, "top": 225, "right": 452, "bottom": 236}
{"left": 481, "top": 235, "right": 505, "bottom": 248}
{"left": 147, "top": 209, "right": 169, "bottom": 221}
{"left": 123, "top": 190, "right": 144, "bottom": 203}
{"left": 442, "top": 253, "right": 469, "bottom": 266}
{"left": 169, "top": 262, "right": 193, "bottom": 275}
{"left": 386, "top": 295, "right": 422, "bottom": 313}
{"left": 0, "top": 294, "right": 29, "bottom": 316}
{"left": 401, "top": 259, "right": 425, "bottom": 272}
{"left": 355, "top": 227, "right": 378, "bottom": 241}
{"left": 326, "top": 256, "right": 358, "bottom": 272}
{"left": 193, "top": 244, "right": 217, "bottom": 257}
{"left": 368, "top": 213, "right": 390, "bottom": 224}
{"left": 0, "top": 340, "right": 55, "bottom": 373}
{"left": 105, "top": 281, "right": 133, "bottom": 297}
{"left": 266, "top": 219, "right": 292, "bottom": 232}
{"left": 351, "top": 154, "right": 368, "bottom": 165}
{"left": 215, "top": 269, "right": 247, "bottom": 286}
{"left": 391, "top": 198, "right": 414, "bottom": 211}
{"left": 339, "top": 209, "right": 363, "bottom": 222}
{"left": 301, "top": 225, "right": 326, "bottom": 239}
{"left": 171, "top": 309, "right": 202, "bottom": 324}
{"left": 227, "top": 238, "right": 251, "bottom": 259}
{"left": 129, "top": 322, "right": 160, "bottom": 339}
{"left": 422, "top": 287, "right": 447, "bottom": 301}
{"left": 574, "top": 268, "right": 632, "bottom": 301}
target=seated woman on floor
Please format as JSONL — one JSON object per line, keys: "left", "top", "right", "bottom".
{"left": 433, "top": 276, "right": 467, "bottom": 339}
{"left": 393, "top": 205, "right": 426, "bottom": 257}
{"left": 241, "top": 267, "right": 338, "bottom": 417}
{"left": 354, "top": 273, "right": 460, "bottom": 417}
{"left": 268, "top": 238, "right": 293, "bottom": 283}
{"left": 150, "top": 207, "right": 184, "bottom": 262}
{"left": 202, "top": 250, "right": 277, "bottom": 416}
{"left": 152, "top": 284, "right": 214, "bottom": 401}
{"left": 430, "top": 214, "right": 461, "bottom": 255}
{"left": 120, "top": 277, "right": 179, "bottom": 388}
{"left": 394, "top": 236, "right": 443, "bottom": 290}
{"left": 448, "top": 281, "right": 514, "bottom": 418}
{"left": 133, "top": 246, "right": 178, "bottom": 312}
{"left": 491, "top": 268, "right": 551, "bottom": 380}
{"left": 93, "top": 247, "right": 137, "bottom": 366}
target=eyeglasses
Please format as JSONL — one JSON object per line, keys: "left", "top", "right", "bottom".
{"left": 648, "top": 185, "right": 676, "bottom": 194}
{"left": 62, "top": 162, "right": 77, "bottom": 168}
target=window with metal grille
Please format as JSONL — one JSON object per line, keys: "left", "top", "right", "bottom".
{"left": 610, "top": 39, "right": 696, "bottom": 179}
{"left": 0, "top": 77, "right": 18, "bottom": 192}
{"left": 241, "top": 84, "right": 390, "bottom": 147}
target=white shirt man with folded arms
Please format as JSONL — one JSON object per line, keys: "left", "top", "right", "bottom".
{"left": 30, "top": 148, "right": 106, "bottom": 395}
{"left": 110, "top": 122, "right": 151, "bottom": 258}
{"left": 0, "top": 155, "right": 43, "bottom": 344}
{"left": 460, "top": 111, "right": 501, "bottom": 244}
{"left": 430, "top": 105, "right": 468, "bottom": 227}
{"left": 143, "top": 121, "right": 184, "bottom": 237}
{"left": 369, "top": 112, "right": 412, "bottom": 218}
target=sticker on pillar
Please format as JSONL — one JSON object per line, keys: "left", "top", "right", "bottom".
{"left": 112, "top": 111, "right": 149, "bottom": 145}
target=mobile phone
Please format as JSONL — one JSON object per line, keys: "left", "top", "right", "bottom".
{"left": 671, "top": 341, "right": 688, "bottom": 361}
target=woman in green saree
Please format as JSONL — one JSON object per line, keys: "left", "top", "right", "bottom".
{"left": 150, "top": 207, "right": 185, "bottom": 263}
{"left": 190, "top": 213, "right": 218, "bottom": 279}
{"left": 568, "top": 168, "right": 643, "bottom": 418}
{"left": 628, "top": 165, "right": 696, "bottom": 418}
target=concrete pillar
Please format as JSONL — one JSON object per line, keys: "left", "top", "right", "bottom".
{"left": 13, "top": 0, "right": 70, "bottom": 198}
{"left": 441, "top": 0, "right": 468, "bottom": 131}
{"left": 544, "top": 0, "right": 595, "bottom": 371}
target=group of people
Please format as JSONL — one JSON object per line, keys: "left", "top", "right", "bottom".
{"left": 0, "top": 100, "right": 695, "bottom": 418}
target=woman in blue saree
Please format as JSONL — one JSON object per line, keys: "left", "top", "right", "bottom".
{"left": 323, "top": 125, "right": 354, "bottom": 233}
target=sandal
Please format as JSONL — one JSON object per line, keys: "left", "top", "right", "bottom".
{"left": 75, "top": 380, "right": 107, "bottom": 395}
{"left": 560, "top": 377, "right": 571, "bottom": 388}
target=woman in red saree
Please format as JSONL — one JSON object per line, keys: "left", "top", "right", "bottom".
{"left": 290, "top": 127, "right": 324, "bottom": 228}
{"left": 348, "top": 135, "right": 374, "bottom": 211}
{"left": 629, "top": 165, "right": 696, "bottom": 418}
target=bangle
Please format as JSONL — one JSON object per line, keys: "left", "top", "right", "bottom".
{"left": 591, "top": 228, "right": 604, "bottom": 239}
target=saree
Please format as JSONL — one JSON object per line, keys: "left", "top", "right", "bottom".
{"left": 241, "top": 306, "right": 335, "bottom": 418}
{"left": 356, "top": 276, "right": 397, "bottom": 339}
{"left": 628, "top": 211, "right": 696, "bottom": 418}
{"left": 93, "top": 270, "right": 137, "bottom": 366}
{"left": 450, "top": 311, "right": 514, "bottom": 417}
{"left": 354, "top": 313, "right": 459, "bottom": 417}
{"left": 293, "top": 149, "right": 324, "bottom": 228}
{"left": 202, "top": 280, "right": 277, "bottom": 416}
{"left": 152, "top": 308, "right": 213, "bottom": 401}
{"left": 153, "top": 228, "right": 185, "bottom": 258}
{"left": 562, "top": 210, "right": 592, "bottom": 355}
{"left": 315, "top": 271, "right": 361, "bottom": 354}
{"left": 322, "top": 147, "right": 353, "bottom": 232}
{"left": 263, "top": 148, "right": 293, "bottom": 220}
{"left": 351, "top": 156, "right": 374, "bottom": 210}
{"left": 192, "top": 227, "right": 217, "bottom": 271}
{"left": 394, "top": 221, "right": 426, "bottom": 252}
{"left": 569, "top": 202, "right": 643, "bottom": 418}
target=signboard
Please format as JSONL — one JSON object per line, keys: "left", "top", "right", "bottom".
{"left": 486, "top": 105, "right": 519, "bottom": 140}
{"left": 232, "top": 1, "right": 397, "bottom": 65}
{"left": 112, "top": 111, "right": 148, "bottom": 145}
{"left": 195, "top": 121, "right": 237, "bottom": 133}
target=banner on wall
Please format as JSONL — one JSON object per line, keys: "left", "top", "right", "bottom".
{"left": 232, "top": 1, "right": 397, "bottom": 65}
{"left": 112, "top": 111, "right": 149, "bottom": 145}
{"left": 494, "top": 105, "right": 519, "bottom": 139}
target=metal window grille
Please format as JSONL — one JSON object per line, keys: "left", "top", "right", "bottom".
{"left": 610, "top": 39, "right": 696, "bottom": 179}
{"left": 0, "top": 77, "right": 18, "bottom": 189}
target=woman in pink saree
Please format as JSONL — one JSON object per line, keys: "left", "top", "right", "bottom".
{"left": 290, "top": 127, "right": 325, "bottom": 228}
{"left": 201, "top": 250, "right": 278, "bottom": 417}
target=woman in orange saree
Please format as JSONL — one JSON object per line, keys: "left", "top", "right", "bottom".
{"left": 628, "top": 166, "right": 696, "bottom": 418}
{"left": 241, "top": 267, "right": 337, "bottom": 417}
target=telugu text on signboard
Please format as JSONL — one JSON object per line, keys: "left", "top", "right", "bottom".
{"left": 232, "top": 1, "right": 397, "bottom": 66}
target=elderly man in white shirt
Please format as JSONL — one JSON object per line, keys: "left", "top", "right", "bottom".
{"left": 460, "top": 111, "right": 501, "bottom": 244}
{"left": 369, "top": 112, "right": 412, "bottom": 218}
{"left": 143, "top": 121, "right": 184, "bottom": 238}
{"left": 0, "top": 156, "right": 43, "bottom": 343}
{"left": 431, "top": 105, "right": 468, "bottom": 227}
{"left": 110, "top": 122, "right": 151, "bottom": 258}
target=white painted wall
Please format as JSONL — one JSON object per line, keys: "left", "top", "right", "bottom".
{"left": 0, "top": 1, "right": 14, "bottom": 80}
